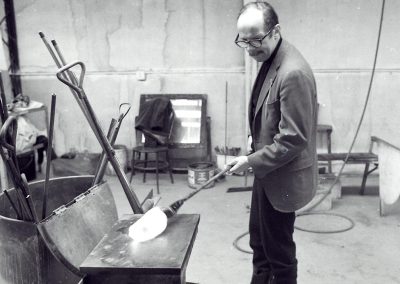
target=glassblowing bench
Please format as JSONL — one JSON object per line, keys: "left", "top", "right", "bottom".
{"left": 80, "top": 214, "right": 200, "bottom": 284}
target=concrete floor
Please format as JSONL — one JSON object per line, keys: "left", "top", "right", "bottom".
{"left": 101, "top": 171, "right": 400, "bottom": 284}
{"left": 28, "top": 145, "right": 399, "bottom": 283}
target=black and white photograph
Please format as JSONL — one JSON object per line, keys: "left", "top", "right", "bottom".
{"left": 0, "top": 0, "right": 399, "bottom": 283}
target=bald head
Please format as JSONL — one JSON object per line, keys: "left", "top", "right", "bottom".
{"left": 237, "top": 2, "right": 279, "bottom": 32}
{"left": 237, "top": 7, "right": 266, "bottom": 35}
{"left": 236, "top": 2, "right": 280, "bottom": 62}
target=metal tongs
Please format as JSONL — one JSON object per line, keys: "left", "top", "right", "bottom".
{"left": 92, "top": 103, "right": 131, "bottom": 186}
{"left": 39, "top": 32, "right": 143, "bottom": 214}
{"left": 55, "top": 61, "right": 143, "bottom": 214}
{"left": 0, "top": 116, "right": 38, "bottom": 221}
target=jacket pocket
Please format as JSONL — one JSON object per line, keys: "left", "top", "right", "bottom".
{"left": 282, "top": 156, "right": 313, "bottom": 172}
{"left": 263, "top": 99, "right": 280, "bottom": 134}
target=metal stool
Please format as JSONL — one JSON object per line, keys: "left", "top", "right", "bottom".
{"left": 130, "top": 105, "right": 175, "bottom": 194}
{"left": 130, "top": 144, "right": 174, "bottom": 194}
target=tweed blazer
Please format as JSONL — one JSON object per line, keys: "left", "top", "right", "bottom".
{"left": 247, "top": 39, "right": 318, "bottom": 212}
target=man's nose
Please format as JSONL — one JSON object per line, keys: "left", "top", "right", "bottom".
{"left": 246, "top": 44, "right": 258, "bottom": 52}
{"left": 246, "top": 45, "right": 258, "bottom": 55}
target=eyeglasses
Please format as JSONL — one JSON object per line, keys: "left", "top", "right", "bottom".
{"left": 235, "top": 25, "right": 276, "bottom": 48}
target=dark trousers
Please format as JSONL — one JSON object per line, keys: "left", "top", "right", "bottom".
{"left": 249, "top": 178, "right": 297, "bottom": 284}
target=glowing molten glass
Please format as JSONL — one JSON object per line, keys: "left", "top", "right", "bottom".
{"left": 128, "top": 207, "right": 168, "bottom": 242}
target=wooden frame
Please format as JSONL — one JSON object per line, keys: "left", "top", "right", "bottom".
{"left": 139, "top": 94, "right": 210, "bottom": 170}
{"left": 140, "top": 94, "right": 208, "bottom": 149}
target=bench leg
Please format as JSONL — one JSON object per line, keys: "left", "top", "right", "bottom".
{"left": 155, "top": 152, "right": 160, "bottom": 194}
{"left": 359, "top": 163, "right": 370, "bottom": 195}
{"left": 143, "top": 153, "right": 148, "bottom": 183}
{"left": 129, "top": 151, "right": 136, "bottom": 183}
{"left": 166, "top": 150, "right": 174, "bottom": 184}
{"left": 359, "top": 163, "right": 379, "bottom": 195}
{"left": 379, "top": 197, "right": 385, "bottom": 217}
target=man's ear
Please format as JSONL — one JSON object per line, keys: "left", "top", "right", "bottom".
{"left": 272, "top": 25, "right": 281, "bottom": 39}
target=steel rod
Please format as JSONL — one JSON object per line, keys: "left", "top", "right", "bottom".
{"left": 21, "top": 174, "right": 39, "bottom": 223}
{"left": 80, "top": 91, "right": 143, "bottom": 213}
{"left": 10, "top": 118, "right": 19, "bottom": 173}
{"left": 0, "top": 83, "right": 10, "bottom": 190}
{"left": 183, "top": 166, "right": 231, "bottom": 202}
{"left": 0, "top": 136, "right": 26, "bottom": 221}
{"left": 51, "top": 40, "right": 80, "bottom": 87}
{"left": 57, "top": 62, "right": 143, "bottom": 214}
{"left": 38, "top": 32, "right": 101, "bottom": 142}
{"left": 92, "top": 103, "right": 130, "bottom": 186}
{"left": 3, "top": 189, "right": 22, "bottom": 219}
{"left": 92, "top": 118, "right": 117, "bottom": 186}
{"left": 15, "top": 186, "right": 33, "bottom": 221}
{"left": 6, "top": 156, "right": 34, "bottom": 220}
{"left": 224, "top": 81, "right": 228, "bottom": 165}
{"left": 0, "top": 117, "right": 34, "bottom": 221}
{"left": 0, "top": 74, "right": 8, "bottom": 123}
{"left": 42, "top": 94, "right": 56, "bottom": 220}
{"left": 164, "top": 166, "right": 232, "bottom": 217}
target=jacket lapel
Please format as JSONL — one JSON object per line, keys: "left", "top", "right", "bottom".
{"left": 254, "top": 66, "right": 277, "bottom": 117}
{"left": 251, "top": 41, "right": 287, "bottom": 128}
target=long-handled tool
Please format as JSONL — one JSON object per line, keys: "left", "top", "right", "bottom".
{"left": 0, "top": 74, "right": 8, "bottom": 123}
{"left": 38, "top": 32, "right": 101, "bottom": 143}
{"left": 162, "top": 165, "right": 232, "bottom": 217}
{"left": 51, "top": 35, "right": 132, "bottom": 187}
{"left": 39, "top": 33, "right": 143, "bottom": 214}
{"left": 129, "top": 166, "right": 232, "bottom": 242}
{"left": 3, "top": 189, "right": 21, "bottom": 219}
{"left": 41, "top": 31, "right": 126, "bottom": 186}
{"left": 21, "top": 174, "right": 39, "bottom": 223}
{"left": 0, "top": 116, "right": 35, "bottom": 221}
{"left": 91, "top": 103, "right": 131, "bottom": 186}
{"left": 91, "top": 118, "right": 117, "bottom": 182}
{"left": 0, "top": 75, "right": 20, "bottom": 217}
{"left": 41, "top": 94, "right": 56, "bottom": 219}
{"left": 56, "top": 61, "right": 143, "bottom": 214}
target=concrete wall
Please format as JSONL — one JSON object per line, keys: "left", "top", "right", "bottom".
{"left": 268, "top": 0, "right": 400, "bottom": 151}
{"left": 7, "top": 0, "right": 400, "bottom": 159}
{"left": 14, "top": 0, "right": 245, "bottom": 157}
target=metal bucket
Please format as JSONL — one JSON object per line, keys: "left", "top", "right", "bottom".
{"left": 188, "top": 162, "right": 215, "bottom": 189}
{"left": 0, "top": 175, "right": 116, "bottom": 284}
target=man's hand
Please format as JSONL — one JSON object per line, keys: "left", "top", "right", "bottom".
{"left": 227, "top": 155, "right": 249, "bottom": 174}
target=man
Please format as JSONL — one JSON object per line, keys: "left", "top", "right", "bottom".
{"left": 228, "top": 2, "right": 318, "bottom": 284}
